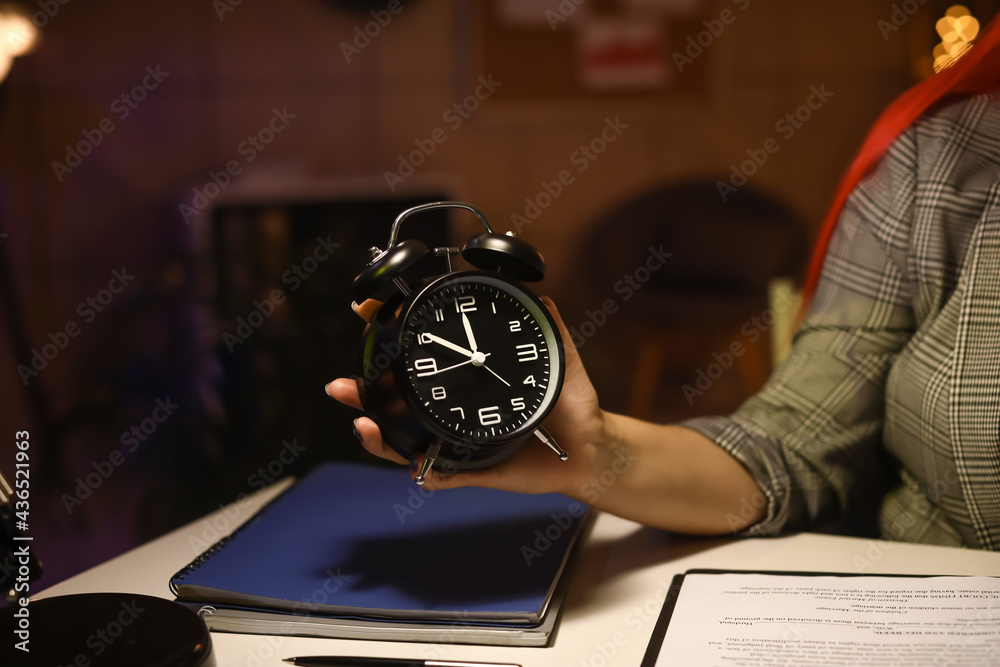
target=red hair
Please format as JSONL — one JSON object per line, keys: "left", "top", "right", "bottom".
{"left": 801, "top": 14, "right": 1000, "bottom": 307}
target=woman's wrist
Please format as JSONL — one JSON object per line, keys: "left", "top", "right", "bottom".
{"left": 553, "top": 409, "right": 632, "bottom": 503}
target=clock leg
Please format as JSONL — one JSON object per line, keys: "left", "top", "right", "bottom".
{"left": 414, "top": 441, "right": 442, "bottom": 485}
{"left": 534, "top": 427, "right": 569, "bottom": 461}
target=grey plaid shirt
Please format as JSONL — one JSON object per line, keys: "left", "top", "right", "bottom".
{"left": 683, "top": 93, "right": 1000, "bottom": 550}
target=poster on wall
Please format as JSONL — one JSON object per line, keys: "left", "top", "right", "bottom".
{"left": 576, "top": 19, "right": 670, "bottom": 91}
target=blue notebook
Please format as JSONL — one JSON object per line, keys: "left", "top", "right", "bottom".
{"left": 170, "top": 462, "right": 588, "bottom": 628}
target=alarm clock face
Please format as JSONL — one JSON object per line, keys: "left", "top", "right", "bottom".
{"left": 397, "top": 272, "right": 563, "bottom": 445}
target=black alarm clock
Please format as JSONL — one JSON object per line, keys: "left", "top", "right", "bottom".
{"left": 353, "top": 201, "right": 568, "bottom": 483}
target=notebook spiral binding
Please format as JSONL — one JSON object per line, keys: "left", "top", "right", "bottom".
{"left": 168, "top": 480, "right": 297, "bottom": 596}
{"left": 169, "top": 533, "right": 240, "bottom": 596}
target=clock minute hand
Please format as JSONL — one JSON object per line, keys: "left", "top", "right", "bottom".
{"left": 424, "top": 333, "right": 473, "bottom": 358}
{"left": 461, "top": 312, "right": 478, "bottom": 353}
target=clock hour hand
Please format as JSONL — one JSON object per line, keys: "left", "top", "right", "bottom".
{"left": 424, "top": 333, "right": 473, "bottom": 358}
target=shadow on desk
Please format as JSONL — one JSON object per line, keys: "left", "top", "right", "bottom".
{"left": 566, "top": 523, "right": 732, "bottom": 610}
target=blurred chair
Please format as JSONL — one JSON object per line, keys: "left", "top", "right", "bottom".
{"left": 580, "top": 181, "right": 808, "bottom": 418}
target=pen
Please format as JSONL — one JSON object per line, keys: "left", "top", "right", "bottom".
{"left": 282, "top": 658, "right": 521, "bottom": 667}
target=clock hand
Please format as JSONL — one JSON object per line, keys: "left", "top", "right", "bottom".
{"left": 424, "top": 333, "right": 473, "bottom": 358}
{"left": 459, "top": 313, "right": 509, "bottom": 385}
{"left": 479, "top": 363, "right": 511, "bottom": 387}
{"left": 422, "top": 327, "right": 507, "bottom": 385}
{"left": 425, "top": 353, "right": 492, "bottom": 375}
{"left": 461, "top": 312, "right": 478, "bottom": 353}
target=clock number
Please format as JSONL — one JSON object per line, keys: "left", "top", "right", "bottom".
{"left": 523, "top": 375, "right": 537, "bottom": 387}
{"left": 511, "top": 397, "right": 526, "bottom": 412}
{"left": 431, "top": 386, "right": 447, "bottom": 400}
{"left": 478, "top": 405, "right": 502, "bottom": 426}
{"left": 414, "top": 358, "right": 438, "bottom": 377}
{"left": 454, "top": 295, "right": 476, "bottom": 313}
{"left": 434, "top": 308, "right": 445, "bottom": 322}
{"left": 508, "top": 320, "right": 521, "bottom": 333}
{"left": 450, "top": 407, "right": 465, "bottom": 420}
{"left": 516, "top": 343, "right": 538, "bottom": 363}
{"left": 418, "top": 332, "right": 434, "bottom": 345}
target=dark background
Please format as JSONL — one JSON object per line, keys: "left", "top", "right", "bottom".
{"left": 0, "top": 0, "right": 995, "bottom": 593}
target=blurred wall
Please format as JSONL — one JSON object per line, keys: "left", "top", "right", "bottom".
{"left": 0, "top": 0, "right": 948, "bottom": 587}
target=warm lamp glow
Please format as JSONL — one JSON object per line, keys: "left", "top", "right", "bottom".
{"left": 0, "top": 3, "right": 37, "bottom": 83}
{"left": 0, "top": 49, "right": 10, "bottom": 82}
{"left": 0, "top": 7, "right": 38, "bottom": 57}
{"left": 932, "top": 5, "right": 979, "bottom": 73}
{"left": 936, "top": 15, "right": 980, "bottom": 43}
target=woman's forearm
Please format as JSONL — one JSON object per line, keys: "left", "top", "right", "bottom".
{"left": 561, "top": 412, "right": 766, "bottom": 534}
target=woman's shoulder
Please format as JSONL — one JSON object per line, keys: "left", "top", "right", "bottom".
{"left": 908, "top": 92, "right": 1000, "bottom": 169}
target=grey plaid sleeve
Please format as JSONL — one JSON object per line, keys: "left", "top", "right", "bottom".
{"left": 680, "top": 129, "right": 921, "bottom": 536}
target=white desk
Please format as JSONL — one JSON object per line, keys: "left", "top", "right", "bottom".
{"left": 38, "top": 479, "right": 1000, "bottom": 667}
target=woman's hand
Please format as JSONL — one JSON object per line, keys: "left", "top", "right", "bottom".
{"left": 327, "top": 297, "right": 764, "bottom": 533}
{"left": 325, "top": 297, "right": 612, "bottom": 498}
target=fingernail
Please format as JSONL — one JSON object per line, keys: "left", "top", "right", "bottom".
{"left": 324, "top": 382, "right": 332, "bottom": 394}
{"left": 352, "top": 418, "right": 362, "bottom": 442}
{"left": 409, "top": 459, "right": 419, "bottom": 472}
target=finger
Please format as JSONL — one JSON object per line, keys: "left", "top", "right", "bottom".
{"left": 540, "top": 296, "right": 589, "bottom": 382}
{"left": 351, "top": 299, "right": 382, "bottom": 322}
{"left": 354, "top": 416, "right": 409, "bottom": 465}
{"left": 326, "top": 378, "right": 363, "bottom": 410}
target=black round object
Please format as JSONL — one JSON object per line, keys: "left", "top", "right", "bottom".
{"left": 358, "top": 270, "right": 564, "bottom": 471}
{"left": 461, "top": 233, "right": 546, "bottom": 282}
{"left": 353, "top": 239, "right": 431, "bottom": 302}
{"left": 0, "top": 593, "right": 214, "bottom": 667}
